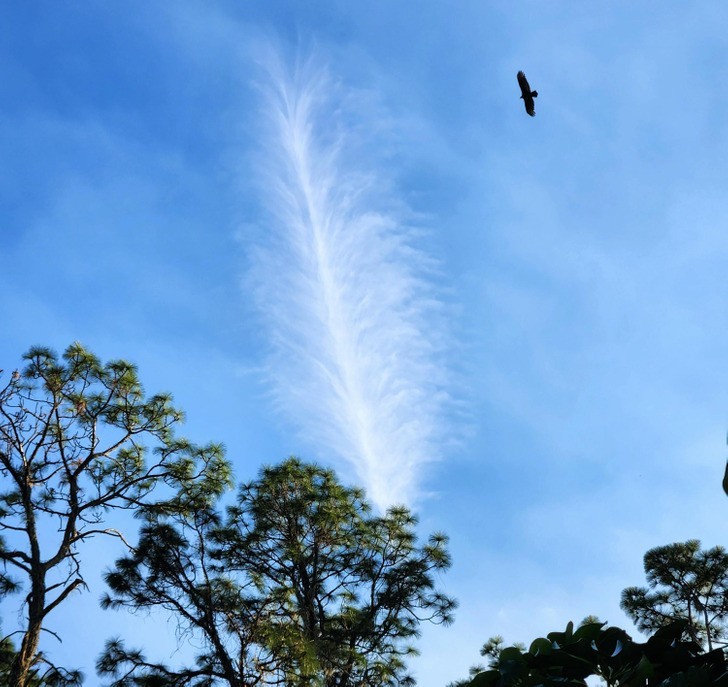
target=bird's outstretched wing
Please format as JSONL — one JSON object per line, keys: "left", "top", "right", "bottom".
{"left": 517, "top": 71, "right": 531, "bottom": 95}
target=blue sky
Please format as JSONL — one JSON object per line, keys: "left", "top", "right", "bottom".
{"left": 1, "top": 1, "right": 728, "bottom": 685}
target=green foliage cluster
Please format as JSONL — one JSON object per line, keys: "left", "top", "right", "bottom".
{"left": 97, "top": 458, "right": 456, "bottom": 687}
{"left": 468, "top": 620, "right": 728, "bottom": 687}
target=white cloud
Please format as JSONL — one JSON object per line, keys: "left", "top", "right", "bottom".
{"left": 248, "top": 49, "right": 452, "bottom": 508}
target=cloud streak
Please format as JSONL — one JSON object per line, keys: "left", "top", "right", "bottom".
{"left": 250, "top": 50, "right": 449, "bottom": 509}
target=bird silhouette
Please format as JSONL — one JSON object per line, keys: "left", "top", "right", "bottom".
{"left": 517, "top": 70, "right": 538, "bottom": 117}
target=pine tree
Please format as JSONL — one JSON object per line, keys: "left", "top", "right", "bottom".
{"left": 0, "top": 344, "right": 230, "bottom": 686}
{"left": 621, "top": 540, "right": 728, "bottom": 650}
{"left": 99, "top": 458, "right": 456, "bottom": 687}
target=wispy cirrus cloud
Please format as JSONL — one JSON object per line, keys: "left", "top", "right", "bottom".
{"left": 249, "top": 48, "right": 451, "bottom": 509}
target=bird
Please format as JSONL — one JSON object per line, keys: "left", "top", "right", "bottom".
{"left": 517, "top": 70, "right": 538, "bottom": 117}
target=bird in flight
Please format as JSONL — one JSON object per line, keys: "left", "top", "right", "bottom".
{"left": 517, "top": 70, "right": 538, "bottom": 117}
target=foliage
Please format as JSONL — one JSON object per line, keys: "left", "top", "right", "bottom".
{"left": 97, "top": 507, "right": 278, "bottom": 687}
{"left": 621, "top": 540, "right": 728, "bottom": 650}
{"left": 98, "top": 458, "right": 456, "bottom": 687}
{"left": 447, "top": 619, "right": 595, "bottom": 687}
{"left": 466, "top": 620, "right": 728, "bottom": 687}
{"left": 0, "top": 634, "right": 43, "bottom": 686}
{"left": 0, "top": 622, "right": 83, "bottom": 686}
{"left": 0, "top": 344, "right": 230, "bottom": 687}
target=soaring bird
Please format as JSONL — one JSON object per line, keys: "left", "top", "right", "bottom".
{"left": 517, "top": 70, "right": 538, "bottom": 117}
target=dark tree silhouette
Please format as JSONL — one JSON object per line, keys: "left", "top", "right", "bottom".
{"left": 517, "top": 71, "right": 538, "bottom": 116}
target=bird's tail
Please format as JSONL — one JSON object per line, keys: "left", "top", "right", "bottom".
{"left": 532, "top": 90, "right": 538, "bottom": 98}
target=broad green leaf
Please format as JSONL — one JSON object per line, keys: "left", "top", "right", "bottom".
{"left": 529, "top": 637, "right": 552, "bottom": 656}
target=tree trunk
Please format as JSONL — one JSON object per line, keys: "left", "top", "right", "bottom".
{"left": 703, "top": 605, "right": 713, "bottom": 651}
{"left": 9, "top": 465, "right": 47, "bottom": 687}
{"left": 8, "top": 571, "right": 45, "bottom": 687}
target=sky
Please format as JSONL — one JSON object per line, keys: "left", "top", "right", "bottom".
{"left": 1, "top": 1, "right": 728, "bottom": 685}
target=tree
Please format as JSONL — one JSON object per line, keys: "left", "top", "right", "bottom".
{"left": 98, "top": 458, "right": 456, "bottom": 687}
{"left": 97, "top": 506, "right": 279, "bottom": 687}
{"left": 0, "top": 344, "right": 230, "bottom": 687}
{"left": 621, "top": 540, "right": 728, "bottom": 650}
{"left": 222, "top": 458, "right": 457, "bottom": 687}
